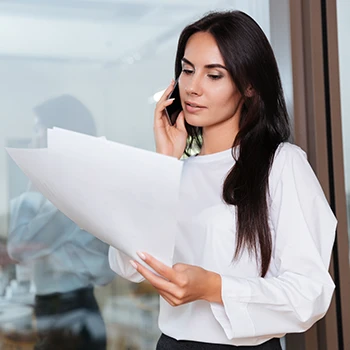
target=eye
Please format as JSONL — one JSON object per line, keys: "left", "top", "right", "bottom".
{"left": 182, "top": 69, "right": 194, "bottom": 75}
{"left": 208, "top": 74, "right": 223, "bottom": 80}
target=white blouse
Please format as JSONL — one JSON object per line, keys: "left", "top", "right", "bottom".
{"left": 108, "top": 142, "right": 337, "bottom": 346}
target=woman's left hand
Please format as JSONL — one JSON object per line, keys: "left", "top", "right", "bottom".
{"left": 130, "top": 252, "right": 222, "bottom": 306}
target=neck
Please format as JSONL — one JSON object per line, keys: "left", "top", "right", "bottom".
{"left": 199, "top": 119, "right": 239, "bottom": 156}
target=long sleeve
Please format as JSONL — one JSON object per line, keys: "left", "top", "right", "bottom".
{"left": 210, "top": 144, "right": 337, "bottom": 339}
{"left": 108, "top": 246, "right": 145, "bottom": 283}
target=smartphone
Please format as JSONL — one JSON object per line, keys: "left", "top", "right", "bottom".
{"left": 165, "top": 80, "right": 182, "bottom": 125}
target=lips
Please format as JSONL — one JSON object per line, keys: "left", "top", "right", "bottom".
{"left": 184, "top": 101, "right": 206, "bottom": 113}
{"left": 185, "top": 101, "right": 206, "bottom": 108}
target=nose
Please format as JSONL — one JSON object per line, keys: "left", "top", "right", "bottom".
{"left": 184, "top": 75, "right": 202, "bottom": 96}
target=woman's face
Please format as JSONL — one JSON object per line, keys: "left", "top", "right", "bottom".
{"left": 178, "top": 31, "right": 243, "bottom": 129}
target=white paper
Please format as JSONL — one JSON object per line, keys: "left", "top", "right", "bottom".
{"left": 6, "top": 128, "right": 183, "bottom": 268}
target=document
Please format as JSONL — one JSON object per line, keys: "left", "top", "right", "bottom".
{"left": 6, "top": 128, "right": 183, "bottom": 268}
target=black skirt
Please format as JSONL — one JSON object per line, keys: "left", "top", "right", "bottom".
{"left": 156, "top": 334, "right": 282, "bottom": 350}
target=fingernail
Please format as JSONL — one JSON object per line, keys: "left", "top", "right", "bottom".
{"left": 137, "top": 251, "right": 146, "bottom": 260}
{"left": 130, "top": 260, "right": 137, "bottom": 269}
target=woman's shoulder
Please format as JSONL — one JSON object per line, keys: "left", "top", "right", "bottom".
{"left": 273, "top": 142, "right": 307, "bottom": 170}
{"left": 269, "top": 142, "right": 310, "bottom": 187}
{"left": 275, "top": 141, "right": 306, "bottom": 160}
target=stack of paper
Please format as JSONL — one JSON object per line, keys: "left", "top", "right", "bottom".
{"left": 6, "top": 128, "right": 183, "bottom": 267}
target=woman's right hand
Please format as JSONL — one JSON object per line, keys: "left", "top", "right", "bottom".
{"left": 154, "top": 80, "right": 188, "bottom": 159}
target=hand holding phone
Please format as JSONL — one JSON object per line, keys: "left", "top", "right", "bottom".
{"left": 153, "top": 79, "right": 187, "bottom": 159}
{"left": 165, "top": 80, "right": 182, "bottom": 126}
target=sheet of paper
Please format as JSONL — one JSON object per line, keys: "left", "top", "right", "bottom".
{"left": 6, "top": 129, "right": 183, "bottom": 268}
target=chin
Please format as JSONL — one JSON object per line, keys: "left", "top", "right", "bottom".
{"left": 184, "top": 113, "right": 205, "bottom": 128}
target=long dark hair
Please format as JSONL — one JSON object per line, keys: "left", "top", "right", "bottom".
{"left": 175, "top": 11, "right": 291, "bottom": 277}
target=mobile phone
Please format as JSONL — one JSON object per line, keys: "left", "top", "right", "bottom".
{"left": 165, "top": 80, "right": 182, "bottom": 126}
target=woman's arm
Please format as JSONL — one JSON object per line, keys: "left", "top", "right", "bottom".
{"left": 208, "top": 144, "right": 336, "bottom": 339}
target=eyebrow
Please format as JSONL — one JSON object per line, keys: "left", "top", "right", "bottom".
{"left": 181, "top": 57, "right": 228, "bottom": 71}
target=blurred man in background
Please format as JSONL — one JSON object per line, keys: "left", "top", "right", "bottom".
{"left": 7, "top": 94, "right": 115, "bottom": 350}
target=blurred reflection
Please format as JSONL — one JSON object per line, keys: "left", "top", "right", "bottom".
{"left": 0, "top": 242, "right": 15, "bottom": 267}
{"left": 7, "top": 95, "right": 115, "bottom": 350}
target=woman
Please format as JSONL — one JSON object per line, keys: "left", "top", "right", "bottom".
{"left": 109, "top": 11, "right": 337, "bottom": 349}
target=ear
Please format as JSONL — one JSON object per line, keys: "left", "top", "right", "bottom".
{"left": 244, "top": 85, "right": 255, "bottom": 98}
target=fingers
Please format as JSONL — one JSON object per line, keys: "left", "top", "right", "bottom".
{"left": 130, "top": 260, "right": 186, "bottom": 307}
{"left": 137, "top": 252, "right": 177, "bottom": 282}
{"left": 129, "top": 257, "right": 196, "bottom": 307}
{"left": 158, "top": 79, "right": 175, "bottom": 105}
{"left": 154, "top": 80, "right": 176, "bottom": 126}
{"left": 162, "top": 98, "right": 175, "bottom": 110}
{"left": 159, "top": 293, "right": 174, "bottom": 306}
{"left": 174, "top": 111, "right": 186, "bottom": 131}
{"left": 154, "top": 97, "right": 176, "bottom": 123}
{"left": 159, "top": 291, "right": 183, "bottom": 307}
{"left": 130, "top": 259, "right": 174, "bottom": 292}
